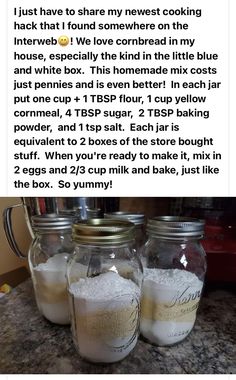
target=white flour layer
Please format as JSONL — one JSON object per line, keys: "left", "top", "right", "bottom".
{"left": 69, "top": 271, "right": 140, "bottom": 363}
{"left": 33, "top": 253, "right": 70, "bottom": 325}
{"left": 141, "top": 268, "right": 203, "bottom": 346}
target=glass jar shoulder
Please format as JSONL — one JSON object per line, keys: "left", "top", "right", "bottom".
{"left": 67, "top": 243, "right": 143, "bottom": 286}
{"left": 143, "top": 237, "right": 206, "bottom": 280}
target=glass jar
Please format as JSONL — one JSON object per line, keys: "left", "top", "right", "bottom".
{"left": 67, "top": 219, "right": 143, "bottom": 363}
{"left": 104, "top": 212, "right": 146, "bottom": 253}
{"left": 141, "top": 216, "right": 206, "bottom": 346}
{"left": 28, "top": 214, "right": 74, "bottom": 325}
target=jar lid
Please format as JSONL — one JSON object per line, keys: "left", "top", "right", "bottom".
{"left": 76, "top": 207, "right": 102, "bottom": 220}
{"left": 72, "top": 219, "right": 135, "bottom": 245}
{"left": 147, "top": 216, "right": 205, "bottom": 239}
{"left": 58, "top": 209, "right": 79, "bottom": 222}
{"left": 104, "top": 211, "right": 145, "bottom": 226}
{"left": 31, "top": 214, "right": 72, "bottom": 232}
{"left": 58, "top": 209, "right": 77, "bottom": 216}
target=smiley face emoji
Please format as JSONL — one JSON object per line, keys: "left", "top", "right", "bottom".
{"left": 58, "top": 35, "right": 70, "bottom": 46}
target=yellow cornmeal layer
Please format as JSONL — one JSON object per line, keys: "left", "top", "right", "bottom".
{"left": 141, "top": 296, "right": 200, "bottom": 322}
{"left": 35, "top": 282, "right": 68, "bottom": 303}
{"left": 76, "top": 303, "right": 139, "bottom": 339}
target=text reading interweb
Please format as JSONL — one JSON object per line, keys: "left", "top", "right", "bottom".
{"left": 8, "top": 0, "right": 228, "bottom": 195}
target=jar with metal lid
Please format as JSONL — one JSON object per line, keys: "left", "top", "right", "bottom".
{"left": 141, "top": 216, "right": 206, "bottom": 346}
{"left": 28, "top": 214, "right": 74, "bottom": 325}
{"left": 67, "top": 219, "right": 143, "bottom": 363}
{"left": 104, "top": 211, "right": 146, "bottom": 253}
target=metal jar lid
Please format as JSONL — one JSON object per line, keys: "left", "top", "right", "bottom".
{"left": 31, "top": 214, "right": 72, "bottom": 232}
{"left": 147, "top": 216, "right": 205, "bottom": 239}
{"left": 72, "top": 219, "right": 135, "bottom": 245}
{"left": 104, "top": 211, "right": 145, "bottom": 226}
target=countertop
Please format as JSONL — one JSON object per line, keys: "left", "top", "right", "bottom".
{"left": 0, "top": 279, "right": 235, "bottom": 374}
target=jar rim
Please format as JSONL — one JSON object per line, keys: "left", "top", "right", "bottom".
{"left": 147, "top": 216, "right": 205, "bottom": 239}
{"left": 72, "top": 218, "right": 135, "bottom": 245}
{"left": 31, "top": 213, "right": 72, "bottom": 232}
{"left": 104, "top": 212, "right": 145, "bottom": 225}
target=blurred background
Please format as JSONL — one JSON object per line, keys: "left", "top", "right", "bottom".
{"left": 1, "top": 197, "right": 236, "bottom": 288}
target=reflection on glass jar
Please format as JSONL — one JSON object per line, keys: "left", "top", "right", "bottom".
{"left": 28, "top": 214, "right": 74, "bottom": 325}
{"left": 141, "top": 216, "right": 206, "bottom": 346}
{"left": 67, "top": 219, "right": 143, "bottom": 363}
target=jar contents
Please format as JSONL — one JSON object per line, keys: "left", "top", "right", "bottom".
{"left": 33, "top": 253, "right": 70, "bottom": 325}
{"left": 141, "top": 268, "right": 203, "bottom": 346}
{"left": 69, "top": 271, "right": 140, "bottom": 363}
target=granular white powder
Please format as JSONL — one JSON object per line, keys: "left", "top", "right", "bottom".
{"left": 69, "top": 271, "right": 140, "bottom": 363}
{"left": 32, "top": 253, "right": 70, "bottom": 325}
{"left": 141, "top": 268, "right": 203, "bottom": 346}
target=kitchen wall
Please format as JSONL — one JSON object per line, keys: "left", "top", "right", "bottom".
{"left": 0, "top": 198, "right": 31, "bottom": 276}
{"left": 119, "top": 197, "right": 171, "bottom": 217}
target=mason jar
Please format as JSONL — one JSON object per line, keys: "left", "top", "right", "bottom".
{"left": 104, "top": 212, "right": 146, "bottom": 253}
{"left": 67, "top": 219, "right": 143, "bottom": 363}
{"left": 141, "top": 216, "right": 206, "bottom": 346}
{"left": 28, "top": 214, "right": 74, "bottom": 325}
